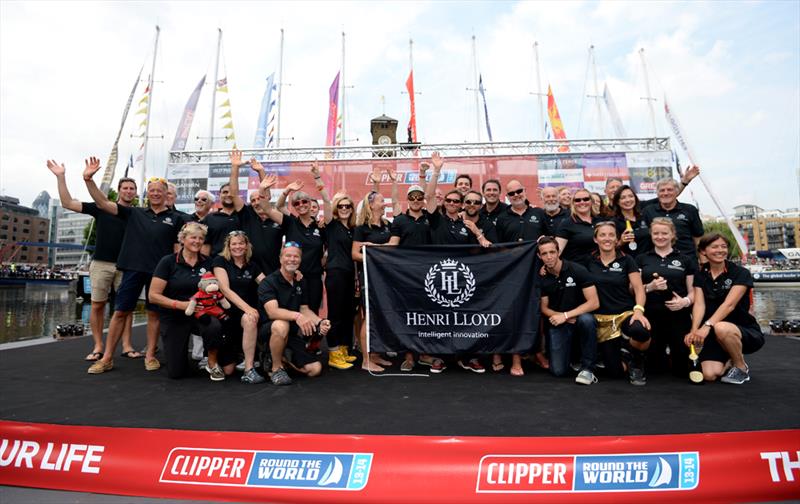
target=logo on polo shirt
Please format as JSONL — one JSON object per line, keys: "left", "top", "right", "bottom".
{"left": 425, "top": 259, "right": 476, "bottom": 308}
{"left": 676, "top": 214, "right": 687, "bottom": 220}
{"left": 460, "top": 227, "right": 469, "bottom": 236}
{"left": 565, "top": 276, "right": 576, "bottom": 287}
{"left": 313, "top": 229, "right": 320, "bottom": 237}
{"left": 164, "top": 217, "right": 174, "bottom": 226}
{"left": 668, "top": 260, "right": 684, "bottom": 271}
{"left": 724, "top": 279, "right": 732, "bottom": 288}
{"left": 529, "top": 215, "right": 539, "bottom": 223}
{"left": 199, "top": 268, "right": 207, "bottom": 275}
{"left": 272, "top": 222, "right": 281, "bottom": 229}
{"left": 296, "top": 286, "right": 302, "bottom": 294}
{"left": 243, "top": 271, "right": 252, "bottom": 279}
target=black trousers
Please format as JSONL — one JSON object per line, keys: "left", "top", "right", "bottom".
{"left": 325, "top": 268, "right": 356, "bottom": 348}
{"left": 160, "top": 314, "right": 223, "bottom": 379}
{"left": 647, "top": 307, "right": 692, "bottom": 377}
{"left": 305, "top": 273, "right": 323, "bottom": 313}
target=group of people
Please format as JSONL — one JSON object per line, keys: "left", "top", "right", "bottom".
{"left": 46, "top": 149, "right": 764, "bottom": 387}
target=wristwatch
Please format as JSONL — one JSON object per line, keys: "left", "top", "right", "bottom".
{"left": 703, "top": 321, "right": 713, "bottom": 328}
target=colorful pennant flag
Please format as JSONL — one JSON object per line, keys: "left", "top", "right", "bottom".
{"left": 254, "top": 73, "right": 277, "bottom": 150}
{"left": 547, "top": 84, "right": 569, "bottom": 152}
{"left": 326, "top": 72, "right": 341, "bottom": 147}
{"left": 406, "top": 70, "right": 417, "bottom": 143}
{"left": 171, "top": 75, "right": 206, "bottom": 152}
{"left": 478, "top": 74, "right": 493, "bottom": 142}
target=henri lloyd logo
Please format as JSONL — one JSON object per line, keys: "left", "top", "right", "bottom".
{"left": 425, "top": 259, "right": 476, "bottom": 308}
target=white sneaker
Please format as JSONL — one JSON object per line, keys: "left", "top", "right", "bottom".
{"left": 575, "top": 369, "right": 598, "bottom": 385}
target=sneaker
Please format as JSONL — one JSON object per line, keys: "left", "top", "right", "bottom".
{"left": 575, "top": 369, "right": 598, "bottom": 385}
{"left": 233, "top": 360, "right": 260, "bottom": 372}
{"left": 720, "top": 365, "right": 750, "bottom": 385}
{"left": 570, "top": 362, "right": 581, "bottom": 372}
{"left": 205, "top": 364, "right": 225, "bottom": 382}
{"left": 270, "top": 368, "right": 293, "bottom": 386}
{"left": 241, "top": 368, "right": 266, "bottom": 384}
{"left": 339, "top": 346, "right": 357, "bottom": 363}
{"left": 328, "top": 348, "right": 354, "bottom": 370}
{"left": 197, "top": 356, "right": 209, "bottom": 370}
{"left": 87, "top": 359, "right": 113, "bottom": 374}
{"left": 458, "top": 358, "right": 486, "bottom": 374}
{"left": 628, "top": 365, "right": 646, "bottom": 386}
{"left": 419, "top": 357, "right": 446, "bottom": 373}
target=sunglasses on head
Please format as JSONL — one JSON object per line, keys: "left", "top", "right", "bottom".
{"left": 337, "top": 203, "right": 353, "bottom": 210}
{"left": 464, "top": 199, "right": 482, "bottom": 206}
{"left": 292, "top": 199, "right": 310, "bottom": 207}
{"left": 507, "top": 188, "right": 524, "bottom": 197}
{"left": 408, "top": 195, "right": 424, "bottom": 202}
{"left": 573, "top": 197, "right": 592, "bottom": 203}
{"left": 284, "top": 241, "right": 302, "bottom": 249}
{"left": 444, "top": 198, "right": 462, "bottom": 204}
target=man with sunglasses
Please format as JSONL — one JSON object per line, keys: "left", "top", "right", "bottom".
{"left": 82, "top": 160, "right": 186, "bottom": 374}
{"left": 46, "top": 160, "right": 139, "bottom": 362}
{"left": 462, "top": 191, "right": 497, "bottom": 247}
{"left": 495, "top": 180, "right": 548, "bottom": 244}
{"left": 479, "top": 179, "right": 508, "bottom": 226}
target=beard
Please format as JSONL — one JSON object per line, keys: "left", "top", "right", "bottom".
{"left": 544, "top": 203, "right": 560, "bottom": 213}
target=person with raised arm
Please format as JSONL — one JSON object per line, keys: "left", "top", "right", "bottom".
{"left": 640, "top": 170, "right": 703, "bottom": 260}
{"left": 46, "top": 160, "right": 138, "bottom": 362}
{"left": 82, "top": 157, "right": 185, "bottom": 374}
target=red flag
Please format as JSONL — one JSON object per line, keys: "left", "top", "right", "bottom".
{"left": 547, "top": 85, "right": 569, "bottom": 152}
{"left": 406, "top": 70, "right": 417, "bottom": 143}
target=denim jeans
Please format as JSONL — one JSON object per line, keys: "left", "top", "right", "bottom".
{"left": 547, "top": 313, "right": 597, "bottom": 377}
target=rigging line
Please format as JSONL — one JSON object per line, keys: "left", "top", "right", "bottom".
{"left": 575, "top": 48, "right": 591, "bottom": 139}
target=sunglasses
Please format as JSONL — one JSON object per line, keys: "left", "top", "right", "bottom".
{"left": 464, "top": 199, "right": 482, "bottom": 206}
{"left": 444, "top": 198, "right": 463, "bottom": 204}
{"left": 408, "top": 195, "right": 424, "bottom": 202}
{"left": 194, "top": 197, "right": 208, "bottom": 202}
{"left": 337, "top": 203, "right": 353, "bottom": 210}
{"left": 507, "top": 188, "right": 524, "bottom": 196}
{"left": 147, "top": 177, "right": 167, "bottom": 184}
{"left": 284, "top": 241, "right": 302, "bottom": 249}
{"left": 573, "top": 197, "right": 592, "bottom": 203}
{"left": 593, "top": 220, "right": 616, "bottom": 228}
{"left": 292, "top": 199, "right": 310, "bottom": 207}
{"left": 228, "top": 230, "right": 246, "bottom": 236}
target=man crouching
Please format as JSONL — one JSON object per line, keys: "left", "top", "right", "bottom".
{"left": 258, "top": 241, "right": 329, "bottom": 385}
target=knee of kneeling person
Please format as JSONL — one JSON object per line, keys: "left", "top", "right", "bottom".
{"left": 305, "top": 361, "right": 322, "bottom": 377}
{"left": 241, "top": 313, "right": 259, "bottom": 329}
{"left": 271, "top": 320, "right": 290, "bottom": 338}
{"left": 713, "top": 322, "right": 739, "bottom": 340}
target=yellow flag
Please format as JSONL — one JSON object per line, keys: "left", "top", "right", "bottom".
{"left": 217, "top": 85, "right": 229, "bottom": 93}
{"left": 219, "top": 99, "right": 230, "bottom": 108}
{"left": 136, "top": 106, "right": 148, "bottom": 115}
{"left": 222, "top": 121, "right": 234, "bottom": 130}
{"left": 226, "top": 133, "right": 236, "bottom": 141}
{"left": 220, "top": 110, "right": 232, "bottom": 119}
{"left": 139, "top": 118, "right": 147, "bottom": 127}
{"left": 138, "top": 95, "right": 149, "bottom": 105}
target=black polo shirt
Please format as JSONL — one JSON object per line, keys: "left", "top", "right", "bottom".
{"left": 428, "top": 211, "right": 472, "bottom": 244}
{"left": 495, "top": 205, "right": 547, "bottom": 244}
{"left": 205, "top": 210, "right": 241, "bottom": 255}
{"left": 556, "top": 215, "right": 598, "bottom": 267}
{"left": 258, "top": 270, "right": 308, "bottom": 317}
{"left": 390, "top": 210, "right": 432, "bottom": 246}
{"left": 282, "top": 214, "right": 325, "bottom": 276}
{"left": 212, "top": 255, "right": 262, "bottom": 308}
{"left": 354, "top": 221, "right": 392, "bottom": 245}
{"left": 184, "top": 211, "right": 206, "bottom": 223}
{"left": 587, "top": 253, "right": 639, "bottom": 314}
{"left": 694, "top": 260, "right": 758, "bottom": 329}
{"left": 116, "top": 205, "right": 184, "bottom": 273}
{"left": 614, "top": 215, "right": 652, "bottom": 258}
{"left": 540, "top": 260, "right": 594, "bottom": 312}
{"left": 239, "top": 205, "right": 283, "bottom": 276}
{"left": 636, "top": 249, "right": 695, "bottom": 311}
{"left": 641, "top": 201, "right": 703, "bottom": 257}
{"left": 81, "top": 202, "right": 127, "bottom": 263}
{"left": 543, "top": 207, "right": 569, "bottom": 237}
{"left": 325, "top": 220, "right": 355, "bottom": 272}
{"left": 480, "top": 201, "right": 509, "bottom": 226}
{"left": 153, "top": 252, "right": 212, "bottom": 320}
{"left": 473, "top": 215, "right": 499, "bottom": 244}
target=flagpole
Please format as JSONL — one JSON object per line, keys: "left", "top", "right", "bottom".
{"left": 276, "top": 27, "right": 284, "bottom": 148}
{"left": 639, "top": 48, "right": 658, "bottom": 139}
{"left": 100, "top": 65, "right": 143, "bottom": 193}
{"left": 471, "top": 35, "right": 481, "bottom": 142}
{"left": 534, "top": 42, "right": 545, "bottom": 141}
{"left": 140, "top": 25, "right": 159, "bottom": 206}
{"left": 209, "top": 28, "right": 222, "bottom": 151}
{"left": 590, "top": 45, "right": 604, "bottom": 139}
{"left": 341, "top": 31, "right": 346, "bottom": 146}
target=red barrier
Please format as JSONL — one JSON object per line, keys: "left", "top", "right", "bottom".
{"left": 0, "top": 421, "right": 798, "bottom": 503}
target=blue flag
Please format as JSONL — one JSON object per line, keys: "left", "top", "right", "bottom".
{"left": 254, "top": 73, "right": 276, "bottom": 149}
{"left": 478, "top": 74, "right": 493, "bottom": 142}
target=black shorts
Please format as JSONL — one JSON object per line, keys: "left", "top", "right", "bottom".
{"left": 699, "top": 324, "right": 765, "bottom": 363}
{"left": 258, "top": 321, "right": 319, "bottom": 368}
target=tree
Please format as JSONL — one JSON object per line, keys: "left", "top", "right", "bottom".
{"left": 702, "top": 221, "right": 743, "bottom": 259}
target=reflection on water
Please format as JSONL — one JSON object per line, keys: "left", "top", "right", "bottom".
{"left": 0, "top": 285, "right": 146, "bottom": 343}
{"left": 1, "top": 284, "right": 798, "bottom": 344}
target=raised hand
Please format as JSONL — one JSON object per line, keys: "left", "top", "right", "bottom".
{"left": 83, "top": 157, "right": 102, "bottom": 180}
{"left": 431, "top": 151, "right": 444, "bottom": 170}
{"left": 682, "top": 164, "right": 700, "bottom": 184}
{"left": 367, "top": 171, "right": 380, "bottom": 185}
{"left": 230, "top": 148, "right": 244, "bottom": 168}
{"left": 260, "top": 173, "right": 278, "bottom": 191}
{"left": 310, "top": 160, "right": 320, "bottom": 178}
{"left": 286, "top": 180, "right": 304, "bottom": 193}
{"left": 46, "top": 160, "right": 66, "bottom": 177}
{"left": 385, "top": 169, "right": 398, "bottom": 182}
{"left": 463, "top": 219, "right": 479, "bottom": 234}
{"left": 249, "top": 157, "right": 265, "bottom": 173}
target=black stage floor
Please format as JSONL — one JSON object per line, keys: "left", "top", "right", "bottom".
{"left": 1, "top": 327, "right": 798, "bottom": 437}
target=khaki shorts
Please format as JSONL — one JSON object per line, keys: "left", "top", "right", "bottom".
{"left": 89, "top": 260, "right": 122, "bottom": 303}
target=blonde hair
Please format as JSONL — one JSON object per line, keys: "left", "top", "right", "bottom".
{"left": 650, "top": 217, "right": 678, "bottom": 245}
{"left": 357, "top": 191, "right": 387, "bottom": 227}
{"left": 178, "top": 222, "right": 208, "bottom": 242}
{"left": 221, "top": 231, "right": 253, "bottom": 263}
{"left": 570, "top": 189, "right": 597, "bottom": 218}
{"left": 332, "top": 193, "right": 356, "bottom": 228}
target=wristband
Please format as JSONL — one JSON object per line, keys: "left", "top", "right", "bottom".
{"left": 294, "top": 312, "right": 301, "bottom": 321}
{"left": 172, "top": 300, "right": 178, "bottom": 310}
{"left": 563, "top": 312, "right": 569, "bottom": 321}
{"left": 683, "top": 297, "right": 691, "bottom": 308}
{"left": 633, "top": 304, "right": 645, "bottom": 313}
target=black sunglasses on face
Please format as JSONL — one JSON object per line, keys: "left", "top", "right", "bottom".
{"left": 573, "top": 197, "right": 592, "bottom": 203}
{"left": 292, "top": 199, "right": 310, "bottom": 207}
{"left": 194, "top": 197, "right": 207, "bottom": 202}
{"left": 507, "top": 188, "right": 524, "bottom": 196}
{"left": 445, "top": 198, "right": 462, "bottom": 204}
{"left": 464, "top": 199, "right": 482, "bottom": 206}
{"left": 337, "top": 204, "right": 353, "bottom": 209}
{"left": 408, "top": 195, "right": 424, "bottom": 202}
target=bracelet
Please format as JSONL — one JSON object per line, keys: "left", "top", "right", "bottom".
{"left": 683, "top": 297, "right": 691, "bottom": 308}
{"left": 172, "top": 300, "right": 178, "bottom": 310}
{"left": 633, "top": 304, "right": 645, "bottom": 313}
{"left": 563, "top": 312, "right": 569, "bottom": 321}
{"left": 294, "top": 312, "right": 301, "bottom": 321}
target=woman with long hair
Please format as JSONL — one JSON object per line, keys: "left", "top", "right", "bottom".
{"left": 613, "top": 185, "right": 650, "bottom": 258}
{"left": 555, "top": 188, "right": 599, "bottom": 267}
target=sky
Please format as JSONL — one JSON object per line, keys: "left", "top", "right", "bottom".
{"left": 1, "top": 0, "right": 798, "bottom": 216}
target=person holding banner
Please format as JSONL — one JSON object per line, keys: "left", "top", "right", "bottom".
{"left": 612, "top": 185, "right": 651, "bottom": 258}
{"left": 588, "top": 222, "right": 652, "bottom": 386}
{"left": 462, "top": 191, "right": 498, "bottom": 246}
{"left": 538, "top": 237, "right": 600, "bottom": 385}
{"left": 636, "top": 218, "right": 695, "bottom": 377}
{"left": 555, "top": 188, "right": 599, "bottom": 267}
{"left": 684, "top": 234, "right": 765, "bottom": 384}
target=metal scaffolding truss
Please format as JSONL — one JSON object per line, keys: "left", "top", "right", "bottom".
{"left": 168, "top": 137, "right": 671, "bottom": 164}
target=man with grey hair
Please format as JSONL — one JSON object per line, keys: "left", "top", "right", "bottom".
{"left": 641, "top": 177, "right": 704, "bottom": 258}
{"left": 541, "top": 186, "right": 569, "bottom": 235}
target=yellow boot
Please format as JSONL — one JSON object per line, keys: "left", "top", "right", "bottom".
{"left": 339, "top": 345, "right": 357, "bottom": 363}
{"left": 328, "top": 347, "right": 353, "bottom": 370}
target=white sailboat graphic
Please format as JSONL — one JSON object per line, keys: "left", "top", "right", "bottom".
{"left": 317, "top": 456, "right": 344, "bottom": 486}
{"left": 648, "top": 457, "right": 673, "bottom": 487}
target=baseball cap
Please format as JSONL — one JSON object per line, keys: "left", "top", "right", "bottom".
{"left": 407, "top": 185, "right": 424, "bottom": 196}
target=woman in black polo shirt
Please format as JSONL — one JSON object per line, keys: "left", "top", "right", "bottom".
{"left": 213, "top": 231, "right": 266, "bottom": 384}
{"left": 636, "top": 218, "right": 695, "bottom": 377}
{"left": 613, "top": 185, "right": 650, "bottom": 258}
{"left": 588, "top": 222, "right": 652, "bottom": 385}
{"left": 150, "top": 222, "right": 225, "bottom": 380}
{"left": 352, "top": 190, "right": 393, "bottom": 372}
{"left": 556, "top": 188, "right": 598, "bottom": 267}
{"left": 685, "top": 233, "right": 764, "bottom": 384}
{"left": 323, "top": 192, "right": 358, "bottom": 370}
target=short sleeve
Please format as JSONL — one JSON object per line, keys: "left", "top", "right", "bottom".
{"left": 731, "top": 265, "right": 753, "bottom": 288}
{"left": 390, "top": 216, "right": 403, "bottom": 237}
{"left": 81, "top": 202, "right": 98, "bottom": 217}
{"left": 152, "top": 254, "right": 174, "bottom": 281}
{"left": 116, "top": 204, "right": 133, "bottom": 221}
{"left": 689, "top": 206, "right": 704, "bottom": 237}
{"left": 258, "top": 278, "right": 278, "bottom": 305}
{"left": 573, "top": 263, "right": 595, "bottom": 288}
{"left": 555, "top": 218, "right": 570, "bottom": 239}
{"left": 299, "top": 278, "right": 310, "bottom": 306}
{"left": 211, "top": 255, "right": 227, "bottom": 269}
{"left": 623, "top": 255, "right": 638, "bottom": 274}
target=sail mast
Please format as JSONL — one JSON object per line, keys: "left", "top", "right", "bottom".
{"left": 590, "top": 45, "right": 604, "bottom": 138}
{"left": 340, "top": 31, "right": 346, "bottom": 146}
{"left": 276, "top": 28, "right": 285, "bottom": 148}
{"left": 533, "top": 41, "right": 545, "bottom": 140}
{"left": 139, "top": 25, "right": 159, "bottom": 206}
{"left": 471, "top": 35, "right": 481, "bottom": 142}
{"left": 639, "top": 48, "right": 658, "bottom": 138}
{"left": 209, "top": 28, "right": 222, "bottom": 151}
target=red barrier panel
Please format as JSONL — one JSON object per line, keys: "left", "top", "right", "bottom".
{"left": 0, "top": 421, "right": 798, "bottom": 503}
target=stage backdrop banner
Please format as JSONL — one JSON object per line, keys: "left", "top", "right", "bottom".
{"left": 365, "top": 242, "right": 539, "bottom": 354}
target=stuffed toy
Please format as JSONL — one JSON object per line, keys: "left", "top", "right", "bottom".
{"left": 185, "top": 272, "right": 231, "bottom": 321}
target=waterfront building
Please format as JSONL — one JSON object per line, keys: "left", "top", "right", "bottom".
{"left": 48, "top": 199, "right": 92, "bottom": 269}
{"left": 0, "top": 195, "right": 50, "bottom": 265}
{"left": 733, "top": 204, "right": 800, "bottom": 253}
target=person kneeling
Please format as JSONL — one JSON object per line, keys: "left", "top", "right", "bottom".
{"left": 258, "top": 242, "right": 329, "bottom": 385}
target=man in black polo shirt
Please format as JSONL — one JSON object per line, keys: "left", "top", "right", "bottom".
{"left": 388, "top": 184, "right": 432, "bottom": 246}
{"left": 463, "top": 190, "right": 497, "bottom": 246}
{"left": 495, "top": 180, "right": 547, "bottom": 243}
{"left": 258, "top": 243, "right": 329, "bottom": 385}
{"left": 454, "top": 173, "right": 473, "bottom": 196}
{"left": 641, "top": 178, "right": 704, "bottom": 258}
{"left": 47, "top": 160, "right": 139, "bottom": 361}
{"left": 479, "top": 179, "right": 507, "bottom": 226}
{"left": 83, "top": 158, "right": 184, "bottom": 374}
{"left": 204, "top": 182, "right": 241, "bottom": 256}
{"left": 538, "top": 237, "right": 600, "bottom": 384}
{"left": 541, "top": 186, "right": 569, "bottom": 236}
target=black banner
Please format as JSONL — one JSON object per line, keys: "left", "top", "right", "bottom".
{"left": 364, "top": 242, "right": 540, "bottom": 354}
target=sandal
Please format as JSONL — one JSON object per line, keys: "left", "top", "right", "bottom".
{"left": 492, "top": 361, "right": 505, "bottom": 372}
{"left": 400, "top": 360, "right": 414, "bottom": 372}
{"left": 121, "top": 350, "right": 143, "bottom": 359}
{"left": 144, "top": 358, "right": 161, "bottom": 371}
{"left": 510, "top": 366, "right": 525, "bottom": 377}
{"left": 84, "top": 351, "right": 103, "bottom": 362}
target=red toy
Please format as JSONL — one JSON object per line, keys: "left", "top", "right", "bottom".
{"left": 185, "top": 272, "right": 231, "bottom": 321}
